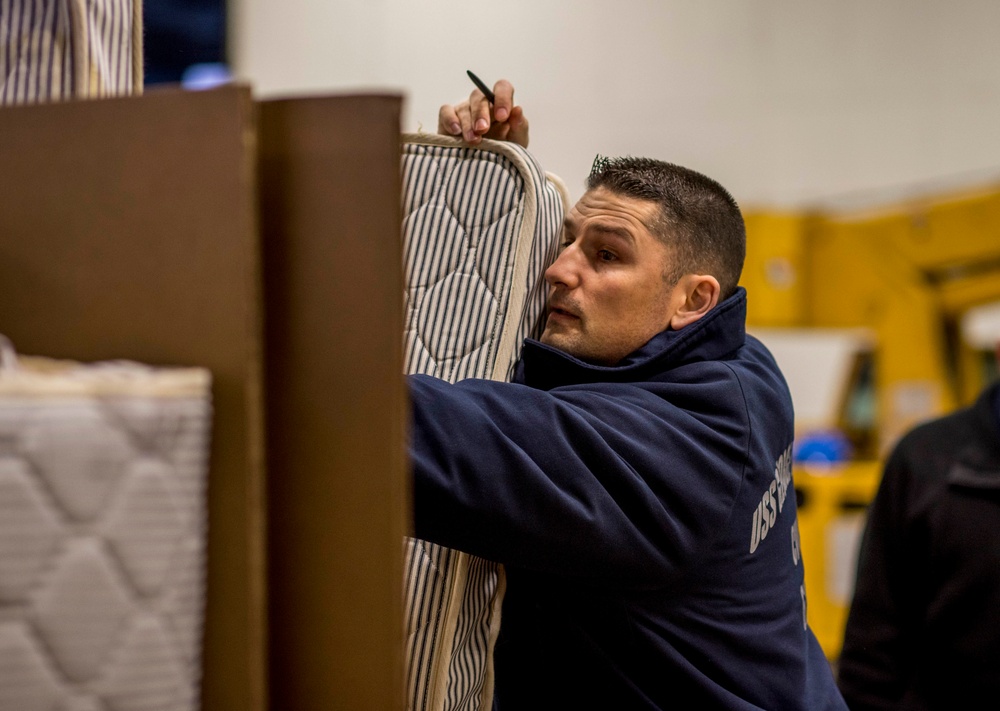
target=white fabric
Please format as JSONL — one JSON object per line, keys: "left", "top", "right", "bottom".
{"left": 0, "top": 337, "right": 211, "bottom": 711}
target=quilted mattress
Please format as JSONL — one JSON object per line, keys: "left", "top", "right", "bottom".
{"left": 0, "top": 337, "right": 212, "bottom": 711}
{"left": 401, "top": 134, "right": 567, "bottom": 711}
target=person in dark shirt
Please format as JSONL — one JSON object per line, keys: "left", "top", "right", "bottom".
{"left": 839, "top": 345, "right": 1000, "bottom": 710}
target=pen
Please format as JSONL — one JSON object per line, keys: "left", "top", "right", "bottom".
{"left": 466, "top": 70, "right": 495, "bottom": 104}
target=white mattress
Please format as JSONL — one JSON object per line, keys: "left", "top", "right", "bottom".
{"left": 0, "top": 339, "right": 211, "bottom": 711}
{"left": 401, "top": 135, "right": 567, "bottom": 711}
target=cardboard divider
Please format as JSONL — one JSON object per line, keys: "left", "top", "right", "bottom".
{"left": 259, "top": 94, "right": 406, "bottom": 711}
{"left": 0, "top": 86, "right": 406, "bottom": 710}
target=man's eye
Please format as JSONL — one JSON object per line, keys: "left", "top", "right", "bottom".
{"left": 597, "top": 249, "right": 617, "bottom": 262}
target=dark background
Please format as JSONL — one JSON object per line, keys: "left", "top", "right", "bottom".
{"left": 144, "top": 0, "right": 227, "bottom": 85}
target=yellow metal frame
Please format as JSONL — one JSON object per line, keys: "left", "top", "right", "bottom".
{"left": 794, "top": 462, "right": 881, "bottom": 660}
{"left": 743, "top": 185, "right": 1000, "bottom": 454}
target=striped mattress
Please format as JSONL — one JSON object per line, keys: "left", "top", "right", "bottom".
{"left": 0, "top": 0, "right": 142, "bottom": 104}
{"left": 401, "top": 134, "right": 567, "bottom": 711}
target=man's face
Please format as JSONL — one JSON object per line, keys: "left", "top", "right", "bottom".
{"left": 540, "top": 187, "right": 685, "bottom": 365}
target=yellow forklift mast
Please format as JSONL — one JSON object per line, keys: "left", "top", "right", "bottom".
{"left": 740, "top": 185, "right": 1000, "bottom": 660}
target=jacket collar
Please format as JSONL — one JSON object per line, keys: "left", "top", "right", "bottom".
{"left": 947, "top": 381, "right": 1000, "bottom": 488}
{"left": 514, "top": 287, "right": 748, "bottom": 390}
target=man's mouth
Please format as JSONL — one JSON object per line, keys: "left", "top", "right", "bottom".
{"left": 548, "top": 306, "right": 580, "bottom": 320}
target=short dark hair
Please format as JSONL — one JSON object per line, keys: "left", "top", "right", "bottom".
{"left": 586, "top": 156, "right": 746, "bottom": 300}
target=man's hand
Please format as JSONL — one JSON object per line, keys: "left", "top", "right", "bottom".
{"left": 438, "top": 79, "right": 529, "bottom": 148}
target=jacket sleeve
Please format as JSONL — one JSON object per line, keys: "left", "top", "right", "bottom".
{"left": 408, "top": 371, "right": 749, "bottom": 588}
{"left": 837, "top": 443, "right": 921, "bottom": 709}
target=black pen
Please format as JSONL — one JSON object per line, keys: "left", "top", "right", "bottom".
{"left": 466, "top": 70, "right": 495, "bottom": 104}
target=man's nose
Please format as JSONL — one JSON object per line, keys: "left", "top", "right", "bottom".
{"left": 544, "top": 246, "right": 580, "bottom": 289}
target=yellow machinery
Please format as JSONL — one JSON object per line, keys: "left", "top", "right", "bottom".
{"left": 792, "top": 461, "right": 880, "bottom": 661}
{"left": 740, "top": 184, "right": 1000, "bottom": 659}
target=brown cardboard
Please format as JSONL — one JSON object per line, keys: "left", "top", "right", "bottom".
{"left": 0, "top": 86, "right": 269, "bottom": 710}
{"left": 0, "top": 86, "right": 408, "bottom": 710}
{"left": 258, "top": 94, "right": 407, "bottom": 711}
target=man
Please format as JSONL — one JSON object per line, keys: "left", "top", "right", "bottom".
{"left": 838, "top": 344, "right": 1000, "bottom": 710}
{"left": 409, "top": 80, "right": 845, "bottom": 709}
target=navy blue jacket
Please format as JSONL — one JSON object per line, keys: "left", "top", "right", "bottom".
{"left": 410, "top": 288, "right": 845, "bottom": 710}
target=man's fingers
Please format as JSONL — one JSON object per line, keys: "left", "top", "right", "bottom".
{"left": 492, "top": 79, "right": 514, "bottom": 123}
{"left": 438, "top": 81, "right": 526, "bottom": 147}
{"left": 455, "top": 101, "right": 480, "bottom": 143}
{"left": 470, "top": 89, "right": 491, "bottom": 135}
{"left": 438, "top": 104, "right": 462, "bottom": 137}
{"left": 506, "top": 106, "right": 529, "bottom": 148}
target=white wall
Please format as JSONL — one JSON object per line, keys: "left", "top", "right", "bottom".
{"left": 232, "top": 0, "right": 1000, "bottom": 209}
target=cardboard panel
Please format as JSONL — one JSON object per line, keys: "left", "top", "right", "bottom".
{"left": 0, "top": 86, "right": 268, "bottom": 711}
{"left": 258, "top": 95, "right": 406, "bottom": 711}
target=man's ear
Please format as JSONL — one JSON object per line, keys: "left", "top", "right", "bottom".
{"left": 669, "top": 275, "right": 721, "bottom": 330}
